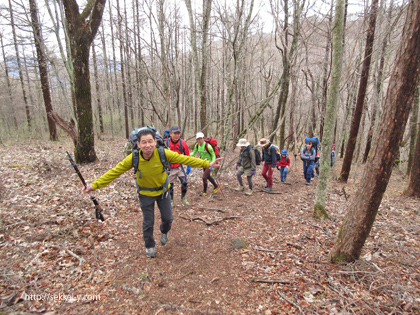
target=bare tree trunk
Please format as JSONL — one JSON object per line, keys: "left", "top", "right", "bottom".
{"left": 318, "top": 1, "right": 332, "bottom": 141}
{"left": 100, "top": 24, "right": 114, "bottom": 138}
{"left": 313, "top": 0, "right": 345, "bottom": 218}
{"left": 116, "top": 0, "right": 129, "bottom": 138}
{"left": 340, "top": 0, "right": 379, "bottom": 182}
{"left": 92, "top": 42, "right": 104, "bottom": 134}
{"left": 363, "top": 0, "right": 393, "bottom": 163}
{"left": 330, "top": 0, "right": 420, "bottom": 262}
{"left": 185, "top": 0, "right": 212, "bottom": 133}
{"left": 406, "top": 85, "right": 419, "bottom": 179}
{"left": 270, "top": 0, "right": 302, "bottom": 149}
{"left": 8, "top": 0, "right": 31, "bottom": 130}
{"left": 29, "top": 0, "right": 58, "bottom": 141}
{"left": 0, "top": 32, "right": 16, "bottom": 133}
{"left": 109, "top": 0, "right": 122, "bottom": 131}
{"left": 158, "top": 0, "right": 170, "bottom": 127}
{"left": 62, "top": 0, "right": 106, "bottom": 163}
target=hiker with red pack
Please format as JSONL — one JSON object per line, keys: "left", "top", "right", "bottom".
{"left": 166, "top": 126, "right": 191, "bottom": 207}
{"left": 191, "top": 132, "right": 220, "bottom": 196}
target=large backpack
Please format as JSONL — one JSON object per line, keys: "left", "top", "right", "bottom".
{"left": 165, "top": 137, "right": 184, "bottom": 155}
{"left": 253, "top": 146, "right": 262, "bottom": 166}
{"left": 128, "top": 126, "right": 170, "bottom": 195}
{"left": 270, "top": 144, "right": 281, "bottom": 162}
{"left": 306, "top": 137, "right": 320, "bottom": 162}
{"left": 195, "top": 137, "right": 220, "bottom": 158}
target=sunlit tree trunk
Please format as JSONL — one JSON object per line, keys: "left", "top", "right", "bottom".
{"left": 330, "top": 0, "right": 420, "bottom": 262}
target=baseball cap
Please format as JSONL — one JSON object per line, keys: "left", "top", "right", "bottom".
{"left": 170, "top": 126, "right": 181, "bottom": 133}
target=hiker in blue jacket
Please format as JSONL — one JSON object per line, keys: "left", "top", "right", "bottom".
{"left": 259, "top": 138, "right": 277, "bottom": 192}
{"left": 300, "top": 139, "right": 316, "bottom": 185}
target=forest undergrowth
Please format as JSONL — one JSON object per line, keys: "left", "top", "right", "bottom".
{"left": 1, "top": 136, "right": 419, "bottom": 314}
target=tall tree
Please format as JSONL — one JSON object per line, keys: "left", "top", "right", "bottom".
{"left": 340, "top": 0, "right": 379, "bottom": 182}
{"left": 406, "top": 86, "right": 419, "bottom": 177}
{"left": 29, "top": 0, "right": 58, "bottom": 141}
{"left": 8, "top": 0, "right": 31, "bottom": 130}
{"left": 405, "top": 86, "right": 420, "bottom": 196}
{"left": 330, "top": 0, "right": 420, "bottom": 262}
{"left": 362, "top": 0, "right": 394, "bottom": 163}
{"left": 62, "top": 0, "right": 106, "bottom": 163}
{"left": 313, "top": 0, "right": 345, "bottom": 218}
{"left": 269, "top": 0, "right": 304, "bottom": 149}
{"left": 185, "top": 0, "right": 212, "bottom": 133}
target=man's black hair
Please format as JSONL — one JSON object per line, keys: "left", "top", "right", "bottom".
{"left": 137, "top": 127, "right": 156, "bottom": 141}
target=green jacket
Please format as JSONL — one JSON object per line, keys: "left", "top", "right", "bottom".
{"left": 91, "top": 148, "right": 210, "bottom": 197}
{"left": 191, "top": 142, "right": 216, "bottom": 162}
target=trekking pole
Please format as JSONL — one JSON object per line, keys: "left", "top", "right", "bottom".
{"left": 66, "top": 152, "right": 105, "bottom": 222}
{"left": 214, "top": 177, "right": 225, "bottom": 197}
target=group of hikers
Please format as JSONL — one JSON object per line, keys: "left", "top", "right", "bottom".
{"left": 82, "top": 126, "right": 333, "bottom": 258}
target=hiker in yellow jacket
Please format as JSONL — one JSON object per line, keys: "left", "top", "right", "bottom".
{"left": 83, "top": 128, "right": 223, "bottom": 258}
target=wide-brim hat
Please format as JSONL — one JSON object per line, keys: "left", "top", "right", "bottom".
{"left": 236, "top": 138, "right": 250, "bottom": 147}
{"left": 257, "top": 138, "right": 269, "bottom": 147}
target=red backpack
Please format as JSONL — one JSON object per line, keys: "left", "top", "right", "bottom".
{"left": 195, "top": 137, "right": 220, "bottom": 158}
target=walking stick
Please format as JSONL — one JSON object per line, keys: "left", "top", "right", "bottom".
{"left": 66, "top": 152, "right": 105, "bottom": 221}
{"left": 214, "top": 177, "right": 225, "bottom": 197}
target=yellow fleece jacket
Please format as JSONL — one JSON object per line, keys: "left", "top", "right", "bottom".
{"left": 91, "top": 148, "right": 210, "bottom": 197}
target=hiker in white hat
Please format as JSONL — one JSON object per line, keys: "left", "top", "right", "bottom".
{"left": 235, "top": 138, "right": 258, "bottom": 196}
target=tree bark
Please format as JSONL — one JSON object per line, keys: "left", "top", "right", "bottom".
{"left": 406, "top": 86, "right": 420, "bottom": 196}
{"left": 8, "top": 0, "right": 31, "bottom": 130}
{"left": 29, "top": 0, "right": 58, "bottom": 134}
{"left": 92, "top": 42, "right": 104, "bottom": 134}
{"left": 313, "top": 0, "right": 345, "bottom": 218}
{"left": 330, "top": 0, "right": 420, "bottom": 262}
{"left": 62, "top": 0, "right": 106, "bottom": 163}
{"left": 340, "top": 0, "right": 379, "bottom": 182}
{"left": 363, "top": 0, "right": 393, "bottom": 163}
{"left": 406, "top": 86, "right": 419, "bottom": 177}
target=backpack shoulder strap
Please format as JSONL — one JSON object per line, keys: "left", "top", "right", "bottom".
{"left": 132, "top": 149, "right": 140, "bottom": 175}
{"left": 204, "top": 142, "right": 210, "bottom": 155}
{"left": 179, "top": 139, "right": 184, "bottom": 155}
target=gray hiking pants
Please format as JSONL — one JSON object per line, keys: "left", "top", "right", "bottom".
{"left": 138, "top": 192, "right": 173, "bottom": 248}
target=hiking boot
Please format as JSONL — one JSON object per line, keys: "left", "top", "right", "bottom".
{"left": 235, "top": 186, "right": 244, "bottom": 192}
{"left": 306, "top": 181, "right": 310, "bottom": 185}
{"left": 244, "top": 189, "right": 253, "bottom": 196}
{"left": 200, "top": 191, "right": 207, "bottom": 197}
{"left": 181, "top": 197, "right": 190, "bottom": 206}
{"left": 171, "top": 199, "right": 175, "bottom": 207}
{"left": 213, "top": 186, "right": 221, "bottom": 194}
{"left": 160, "top": 233, "right": 168, "bottom": 246}
{"left": 265, "top": 187, "right": 272, "bottom": 192}
{"left": 146, "top": 247, "right": 156, "bottom": 258}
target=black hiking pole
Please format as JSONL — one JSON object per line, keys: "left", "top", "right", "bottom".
{"left": 66, "top": 152, "right": 105, "bottom": 222}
